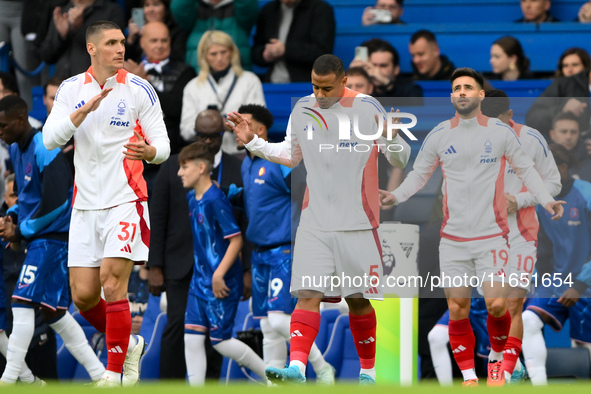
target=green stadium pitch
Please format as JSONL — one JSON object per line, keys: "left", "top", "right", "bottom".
{"left": 1, "top": 381, "right": 591, "bottom": 393}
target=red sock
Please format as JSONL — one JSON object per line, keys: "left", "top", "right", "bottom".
{"left": 105, "top": 299, "right": 132, "bottom": 373}
{"left": 487, "top": 310, "right": 511, "bottom": 353}
{"left": 502, "top": 336, "right": 522, "bottom": 374}
{"left": 448, "top": 318, "right": 475, "bottom": 371}
{"left": 289, "top": 309, "right": 320, "bottom": 365}
{"left": 349, "top": 310, "right": 377, "bottom": 369}
{"left": 80, "top": 298, "right": 107, "bottom": 333}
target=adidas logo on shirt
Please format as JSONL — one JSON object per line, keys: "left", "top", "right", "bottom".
{"left": 444, "top": 145, "right": 457, "bottom": 154}
{"left": 74, "top": 100, "right": 86, "bottom": 109}
{"left": 452, "top": 345, "right": 466, "bottom": 354}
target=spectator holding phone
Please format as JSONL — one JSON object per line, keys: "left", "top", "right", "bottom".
{"left": 362, "top": 0, "right": 404, "bottom": 26}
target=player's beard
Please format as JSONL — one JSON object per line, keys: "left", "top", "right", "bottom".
{"left": 453, "top": 98, "right": 480, "bottom": 116}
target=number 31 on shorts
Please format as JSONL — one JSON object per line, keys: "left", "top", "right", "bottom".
{"left": 118, "top": 221, "right": 137, "bottom": 242}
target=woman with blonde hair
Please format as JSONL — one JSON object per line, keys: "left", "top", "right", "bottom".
{"left": 180, "top": 30, "right": 265, "bottom": 153}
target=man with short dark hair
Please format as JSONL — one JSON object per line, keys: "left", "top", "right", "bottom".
{"left": 43, "top": 20, "right": 170, "bottom": 387}
{"left": 40, "top": 0, "right": 126, "bottom": 77}
{"left": 346, "top": 67, "right": 374, "bottom": 95}
{"left": 43, "top": 76, "right": 65, "bottom": 117}
{"left": 409, "top": 30, "right": 455, "bottom": 81}
{"left": 229, "top": 54, "right": 411, "bottom": 385}
{"left": 381, "top": 68, "right": 565, "bottom": 386}
{"left": 516, "top": 0, "right": 559, "bottom": 22}
{"left": 350, "top": 38, "right": 422, "bottom": 99}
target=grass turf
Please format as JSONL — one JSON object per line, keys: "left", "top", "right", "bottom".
{"left": 1, "top": 380, "right": 590, "bottom": 393}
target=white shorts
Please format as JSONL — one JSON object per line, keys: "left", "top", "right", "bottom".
{"left": 507, "top": 239, "right": 536, "bottom": 293}
{"left": 291, "top": 227, "right": 383, "bottom": 299}
{"left": 68, "top": 201, "right": 150, "bottom": 267}
{"left": 438, "top": 236, "right": 508, "bottom": 289}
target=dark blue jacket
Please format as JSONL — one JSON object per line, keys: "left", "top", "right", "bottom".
{"left": 8, "top": 129, "right": 72, "bottom": 242}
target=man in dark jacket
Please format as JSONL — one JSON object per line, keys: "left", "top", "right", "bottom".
{"left": 526, "top": 70, "right": 590, "bottom": 138}
{"left": 408, "top": 30, "right": 455, "bottom": 81}
{"left": 40, "top": 0, "right": 126, "bottom": 77}
{"left": 351, "top": 38, "right": 423, "bottom": 100}
{"left": 252, "top": 0, "right": 335, "bottom": 83}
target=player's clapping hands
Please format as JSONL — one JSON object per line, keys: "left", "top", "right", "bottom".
{"left": 123, "top": 131, "right": 156, "bottom": 162}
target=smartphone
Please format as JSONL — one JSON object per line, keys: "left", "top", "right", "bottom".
{"left": 355, "top": 46, "right": 368, "bottom": 62}
{"left": 370, "top": 8, "right": 392, "bottom": 24}
{"left": 131, "top": 7, "right": 145, "bottom": 29}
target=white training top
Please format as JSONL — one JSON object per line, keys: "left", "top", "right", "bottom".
{"left": 504, "top": 120, "right": 561, "bottom": 245}
{"left": 245, "top": 88, "right": 411, "bottom": 231}
{"left": 392, "top": 113, "right": 554, "bottom": 242}
{"left": 43, "top": 67, "right": 170, "bottom": 210}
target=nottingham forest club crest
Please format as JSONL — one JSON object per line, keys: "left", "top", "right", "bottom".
{"left": 117, "top": 100, "right": 127, "bottom": 116}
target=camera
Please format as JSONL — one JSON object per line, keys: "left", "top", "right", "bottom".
{"left": 369, "top": 8, "right": 392, "bottom": 24}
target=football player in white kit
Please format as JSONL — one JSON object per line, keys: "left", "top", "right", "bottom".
{"left": 228, "top": 54, "right": 410, "bottom": 385}
{"left": 381, "top": 68, "right": 564, "bottom": 386}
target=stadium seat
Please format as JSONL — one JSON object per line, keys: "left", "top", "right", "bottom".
{"left": 316, "top": 309, "right": 342, "bottom": 354}
{"left": 139, "top": 294, "right": 163, "bottom": 344}
{"left": 322, "top": 314, "right": 360, "bottom": 380}
{"left": 546, "top": 347, "right": 591, "bottom": 379}
{"left": 139, "top": 312, "right": 168, "bottom": 380}
{"left": 30, "top": 86, "right": 46, "bottom": 124}
{"left": 544, "top": 320, "right": 572, "bottom": 348}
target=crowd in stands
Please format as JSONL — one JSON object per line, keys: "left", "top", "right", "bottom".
{"left": 0, "top": 0, "right": 590, "bottom": 385}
